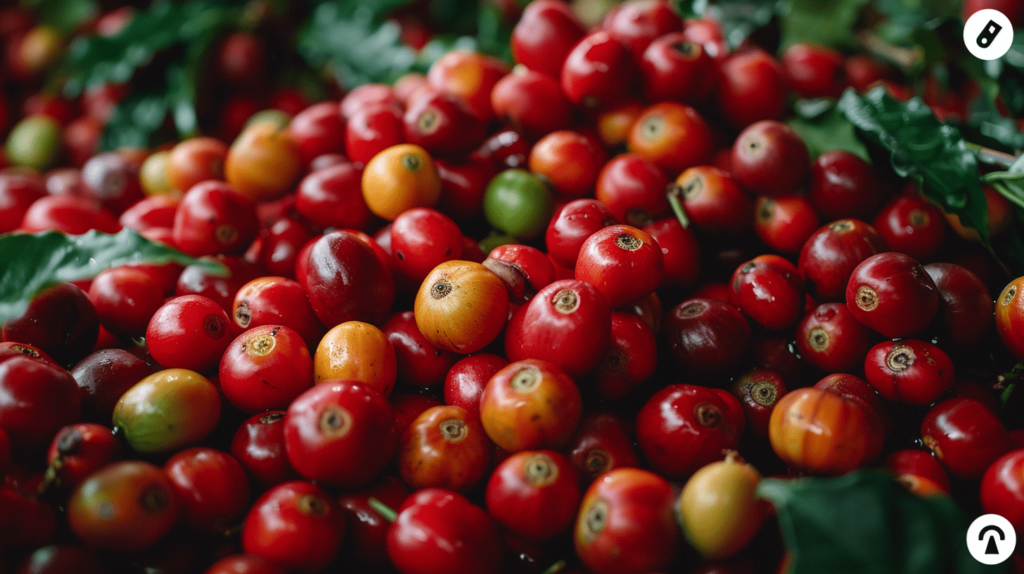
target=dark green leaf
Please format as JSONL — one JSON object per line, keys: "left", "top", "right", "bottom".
{"left": 872, "top": 0, "right": 959, "bottom": 46}
{"left": 706, "top": 0, "right": 778, "bottom": 51}
{"left": 787, "top": 104, "right": 870, "bottom": 161}
{"left": 757, "top": 471, "right": 1004, "bottom": 574}
{"left": 837, "top": 87, "right": 989, "bottom": 242}
{"left": 298, "top": 3, "right": 418, "bottom": 88}
{"left": 777, "top": 0, "right": 868, "bottom": 50}
{"left": 671, "top": 0, "right": 709, "bottom": 19}
{"left": 476, "top": 1, "right": 514, "bottom": 63}
{"left": 958, "top": 96, "right": 1024, "bottom": 154}
{"left": 100, "top": 90, "right": 169, "bottom": 151}
{"left": 25, "top": 0, "right": 98, "bottom": 33}
{"left": 0, "top": 229, "right": 224, "bottom": 325}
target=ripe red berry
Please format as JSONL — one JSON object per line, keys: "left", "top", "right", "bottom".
{"left": 781, "top": 43, "right": 847, "bottom": 98}
{"left": 846, "top": 252, "right": 939, "bottom": 338}
{"left": 575, "top": 225, "right": 663, "bottom": 308}
{"left": 864, "top": 339, "right": 954, "bottom": 405}
{"left": 730, "top": 370, "right": 787, "bottom": 437}
{"left": 729, "top": 255, "right": 806, "bottom": 331}
{"left": 146, "top": 295, "right": 231, "bottom": 372}
{"left": 795, "top": 302, "right": 872, "bottom": 373}
{"left": 731, "top": 120, "right": 810, "bottom": 197}
{"left": 485, "top": 450, "right": 580, "bottom": 542}
{"left": 754, "top": 195, "right": 819, "bottom": 253}
{"left": 219, "top": 325, "right": 314, "bottom": 415}
{"left": 511, "top": 0, "right": 587, "bottom": 78}
{"left": 922, "top": 398, "right": 1013, "bottom": 479}
{"left": 924, "top": 263, "right": 993, "bottom": 346}
{"left": 242, "top": 481, "right": 346, "bottom": 573}
{"left": 172, "top": 180, "right": 259, "bottom": 257}
{"left": 808, "top": 151, "right": 882, "bottom": 220}
{"left": 662, "top": 298, "right": 751, "bottom": 380}
{"left": 798, "top": 219, "right": 889, "bottom": 302}
{"left": 642, "top": 217, "right": 700, "bottom": 288}
{"left": 717, "top": 50, "right": 788, "bottom": 128}
{"left": 561, "top": 31, "right": 636, "bottom": 109}
{"left": 673, "top": 166, "right": 754, "bottom": 235}
{"left": 872, "top": 195, "right": 946, "bottom": 261}
{"left": 640, "top": 33, "right": 716, "bottom": 104}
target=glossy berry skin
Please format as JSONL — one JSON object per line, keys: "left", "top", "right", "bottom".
{"left": 799, "top": 219, "right": 889, "bottom": 302}
{"left": 633, "top": 102, "right": 714, "bottom": 174}
{"left": 233, "top": 277, "right": 325, "bottom": 352}
{"left": 674, "top": 166, "right": 753, "bottom": 235}
{"left": 662, "top": 298, "right": 751, "bottom": 380}
{"left": 729, "top": 255, "right": 805, "bottom": 331}
{"left": 386, "top": 488, "right": 503, "bottom": 574}
{"left": 398, "top": 405, "right": 491, "bottom": 493}
{"left": 284, "top": 380, "right": 396, "bottom": 488}
{"left": 561, "top": 31, "right": 635, "bottom": 109}
{"left": 391, "top": 208, "right": 463, "bottom": 282}
{"left": 71, "top": 348, "right": 153, "bottom": 422}
{"left": 2, "top": 282, "right": 99, "bottom": 368}
{"left": 20, "top": 196, "right": 121, "bottom": 235}
{"left": 781, "top": 43, "right": 846, "bottom": 98}
{"left": 511, "top": 0, "right": 587, "bottom": 78}
{"left": 731, "top": 120, "right": 809, "bottom": 197}
{"left": 164, "top": 447, "right": 250, "bottom": 534}
{"left": 289, "top": 102, "right": 347, "bottom": 166}
{"left": 602, "top": 0, "right": 683, "bottom": 59}
{"left": 345, "top": 104, "right": 405, "bottom": 165}
{"left": 505, "top": 280, "right": 611, "bottom": 378}
{"left": 883, "top": 449, "right": 951, "bottom": 494}
{"left": 567, "top": 412, "right": 640, "bottom": 482}
{"left": 436, "top": 157, "right": 494, "bottom": 222}
{"left": 225, "top": 121, "right": 303, "bottom": 203}
{"left": 84, "top": 266, "right": 163, "bottom": 338}
{"left": 922, "top": 398, "right": 1013, "bottom": 479}
{"left": 146, "top": 295, "right": 231, "bottom": 372}
{"left": 205, "top": 555, "right": 288, "bottom": 574}
{"left": 0, "top": 172, "right": 45, "bottom": 233}
{"left": 924, "top": 263, "right": 993, "bottom": 347}
{"left": 312, "top": 320, "right": 394, "bottom": 396}
{"left": 427, "top": 50, "right": 509, "bottom": 122}
{"left": 383, "top": 311, "right": 458, "bottom": 388}
{"left": 574, "top": 468, "right": 678, "bottom": 574}
{"left": 998, "top": 276, "right": 1024, "bottom": 360}
{"left": 483, "top": 244, "right": 555, "bottom": 303}
{"left": 717, "top": 50, "right": 788, "bottom": 128}
{"left": 795, "top": 302, "right": 872, "bottom": 373}
{"left": 165, "top": 137, "right": 228, "bottom": 193}
{"left": 642, "top": 218, "right": 699, "bottom": 289}
{"left": 172, "top": 180, "right": 259, "bottom": 257}
{"left": 872, "top": 195, "right": 946, "bottom": 261}
{"left": 864, "top": 340, "right": 954, "bottom": 405}
{"left": 242, "top": 481, "right": 346, "bottom": 573}
{"left": 809, "top": 151, "right": 882, "bottom": 220}
{"left": 640, "top": 33, "right": 716, "bottom": 104}
{"left": 486, "top": 450, "right": 581, "bottom": 542}
{"left": 113, "top": 368, "right": 221, "bottom": 454}
{"left": 295, "top": 162, "right": 372, "bottom": 231}
{"left": 45, "top": 423, "right": 121, "bottom": 491}
{"left": 576, "top": 225, "right": 663, "bottom": 308}
{"left": 403, "top": 92, "right": 486, "bottom": 158}
{"left": 528, "top": 130, "right": 607, "bottom": 198}
{"left": 730, "top": 370, "right": 787, "bottom": 437}
{"left": 754, "top": 195, "right": 819, "bottom": 254}
{"left": 636, "top": 384, "right": 744, "bottom": 478}
{"left": 67, "top": 461, "right": 179, "bottom": 552}
{"left": 769, "top": 384, "right": 881, "bottom": 475}
{"left": 391, "top": 393, "right": 444, "bottom": 438}
{"left": 981, "top": 450, "right": 1024, "bottom": 533}
{"left": 337, "top": 476, "right": 411, "bottom": 569}
{"left": 595, "top": 153, "right": 670, "bottom": 227}
{"left": 490, "top": 70, "right": 573, "bottom": 138}
{"left": 176, "top": 255, "right": 262, "bottom": 313}
{"left": 547, "top": 199, "right": 620, "bottom": 269}
{"left": 231, "top": 412, "right": 300, "bottom": 488}
{"left": 846, "top": 252, "right": 939, "bottom": 338}
{"left": 594, "top": 312, "right": 658, "bottom": 400}
{"left": 362, "top": 144, "right": 442, "bottom": 221}
{"left": 443, "top": 354, "right": 508, "bottom": 419}
{"left": 480, "top": 359, "right": 583, "bottom": 454}
{"left": 81, "top": 151, "right": 143, "bottom": 214}
{"left": 415, "top": 260, "right": 510, "bottom": 354}
{"left": 340, "top": 84, "right": 400, "bottom": 119}
{"left": 305, "top": 230, "right": 395, "bottom": 328}
{"left": 483, "top": 168, "right": 555, "bottom": 239}
{"left": 219, "top": 325, "right": 314, "bottom": 414}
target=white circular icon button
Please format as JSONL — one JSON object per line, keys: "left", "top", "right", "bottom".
{"left": 964, "top": 9, "right": 1014, "bottom": 60}
{"left": 967, "top": 514, "right": 1016, "bottom": 565}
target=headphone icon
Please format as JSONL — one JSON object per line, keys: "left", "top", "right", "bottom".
{"left": 980, "top": 525, "right": 1006, "bottom": 555}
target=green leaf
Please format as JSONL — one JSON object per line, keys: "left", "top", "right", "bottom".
{"left": 706, "top": 0, "right": 779, "bottom": 51}
{"left": 757, "top": 471, "right": 1004, "bottom": 574}
{"left": 100, "top": 90, "right": 169, "bottom": 151}
{"left": 672, "top": 0, "right": 708, "bottom": 19}
{"left": 0, "top": 229, "right": 224, "bottom": 326}
{"left": 872, "top": 0, "right": 959, "bottom": 46}
{"left": 837, "top": 87, "right": 989, "bottom": 242}
{"left": 298, "top": 3, "right": 418, "bottom": 88}
{"left": 24, "top": 0, "right": 98, "bottom": 33}
{"left": 777, "top": 0, "right": 868, "bottom": 50}
{"left": 787, "top": 104, "right": 870, "bottom": 161}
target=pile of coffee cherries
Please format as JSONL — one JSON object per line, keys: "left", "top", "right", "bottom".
{"left": 1, "top": 1, "right": 1024, "bottom": 573}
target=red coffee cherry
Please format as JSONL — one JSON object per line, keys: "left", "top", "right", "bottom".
{"left": 640, "top": 33, "right": 717, "bottom": 104}
{"left": 924, "top": 263, "right": 993, "bottom": 347}
{"left": 295, "top": 162, "right": 372, "bottom": 231}
{"left": 728, "top": 255, "right": 805, "bottom": 331}
{"left": 485, "top": 450, "right": 581, "bottom": 542}
{"left": 146, "top": 295, "right": 231, "bottom": 372}
{"left": 717, "top": 50, "right": 788, "bottom": 128}
{"left": 241, "top": 481, "right": 346, "bottom": 573}
{"left": 731, "top": 120, "right": 810, "bottom": 198}
{"left": 219, "top": 325, "right": 314, "bottom": 415}
{"left": 491, "top": 70, "right": 573, "bottom": 139}
{"left": 511, "top": 0, "right": 587, "bottom": 78}
{"left": 595, "top": 153, "right": 669, "bottom": 227}
{"left": 528, "top": 130, "right": 607, "bottom": 199}
{"left": 566, "top": 411, "right": 640, "bottom": 482}
{"left": 846, "top": 252, "right": 939, "bottom": 338}
{"left": 593, "top": 312, "right": 658, "bottom": 400}
{"left": 561, "top": 31, "right": 636, "bottom": 110}
{"left": 635, "top": 383, "right": 744, "bottom": 478}
{"left": 798, "top": 219, "right": 889, "bottom": 302}
{"left": 864, "top": 339, "right": 954, "bottom": 405}
{"left": 164, "top": 447, "right": 250, "bottom": 534}
{"left": 662, "top": 298, "right": 751, "bottom": 380}
{"left": 982, "top": 449, "right": 1024, "bottom": 534}
{"left": 483, "top": 244, "right": 556, "bottom": 304}
{"left": 922, "top": 398, "right": 1013, "bottom": 479}
{"left": 781, "top": 43, "right": 847, "bottom": 98}
{"left": 673, "top": 166, "right": 754, "bottom": 235}
{"left": 872, "top": 195, "right": 946, "bottom": 261}
{"left": 443, "top": 353, "right": 509, "bottom": 420}
{"left": 576, "top": 225, "right": 663, "bottom": 308}
{"left": 730, "top": 369, "right": 787, "bottom": 437}
{"left": 643, "top": 217, "right": 700, "bottom": 289}
{"left": 808, "top": 150, "right": 882, "bottom": 220}
{"left": 172, "top": 180, "right": 259, "bottom": 257}
{"left": 230, "top": 411, "right": 300, "bottom": 488}
{"left": 795, "top": 302, "right": 872, "bottom": 373}
{"left": 88, "top": 266, "right": 165, "bottom": 338}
